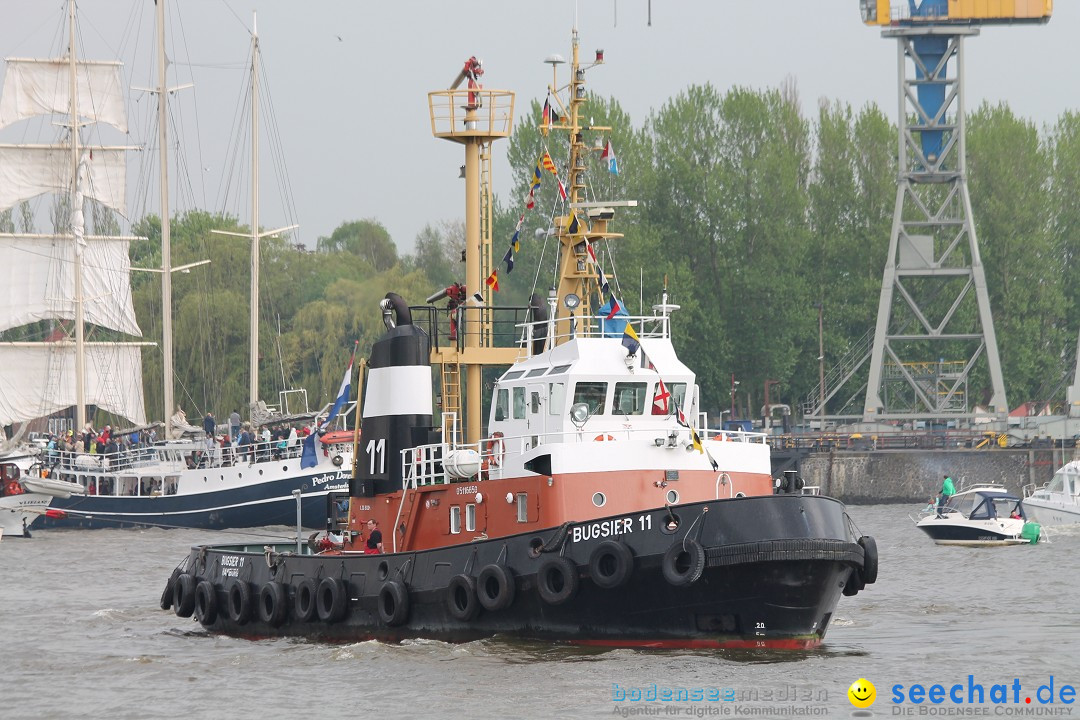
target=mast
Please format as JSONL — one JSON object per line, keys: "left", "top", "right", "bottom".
{"left": 210, "top": 16, "right": 294, "bottom": 417}
{"left": 249, "top": 14, "right": 260, "bottom": 409}
{"left": 68, "top": 0, "right": 86, "bottom": 431}
{"left": 428, "top": 61, "right": 515, "bottom": 444}
{"left": 157, "top": 0, "right": 175, "bottom": 425}
{"left": 547, "top": 29, "right": 623, "bottom": 339}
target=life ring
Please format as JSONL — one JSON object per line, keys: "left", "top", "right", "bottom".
{"left": 160, "top": 567, "right": 182, "bottom": 611}
{"left": 589, "top": 540, "right": 634, "bottom": 590}
{"left": 378, "top": 580, "right": 410, "bottom": 626}
{"left": 858, "top": 535, "right": 878, "bottom": 585}
{"left": 593, "top": 434, "right": 616, "bottom": 442}
{"left": 226, "top": 578, "right": 253, "bottom": 625}
{"left": 258, "top": 581, "right": 288, "bottom": 627}
{"left": 172, "top": 573, "right": 196, "bottom": 618}
{"left": 536, "top": 556, "right": 579, "bottom": 605}
{"left": 476, "top": 563, "right": 515, "bottom": 611}
{"left": 316, "top": 577, "right": 348, "bottom": 623}
{"left": 194, "top": 580, "right": 218, "bottom": 625}
{"left": 446, "top": 574, "right": 480, "bottom": 622}
{"left": 842, "top": 567, "right": 865, "bottom": 597}
{"left": 484, "top": 432, "right": 505, "bottom": 468}
{"left": 661, "top": 538, "right": 706, "bottom": 587}
{"left": 293, "top": 578, "right": 319, "bottom": 622}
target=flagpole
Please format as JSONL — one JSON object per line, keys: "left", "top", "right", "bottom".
{"left": 351, "top": 356, "right": 366, "bottom": 481}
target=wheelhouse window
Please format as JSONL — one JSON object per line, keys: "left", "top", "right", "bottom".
{"left": 465, "top": 503, "right": 476, "bottom": 532}
{"left": 526, "top": 367, "right": 548, "bottom": 378}
{"left": 512, "top": 387, "right": 526, "bottom": 419}
{"left": 548, "top": 382, "right": 565, "bottom": 416}
{"left": 653, "top": 382, "right": 688, "bottom": 416}
{"left": 450, "top": 505, "right": 462, "bottom": 534}
{"left": 572, "top": 381, "right": 607, "bottom": 415}
{"left": 671, "top": 383, "right": 687, "bottom": 410}
{"left": 494, "top": 388, "right": 509, "bottom": 421}
{"left": 613, "top": 382, "right": 647, "bottom": 415}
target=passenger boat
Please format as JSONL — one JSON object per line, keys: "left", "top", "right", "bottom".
{"left": 914, "top": 484, "right": 1041, "bottom": 546}
{"left": 0, "top": 2, "right": 351, "bottom": 531}
{"left": 1023, "top": 460, "right": 1080, "bottom": 525}
{"left": 160, "top": 31, "right": 877, "bottom": 649}
{"left": 0, "top": 449, "right": 80, "bottom": 538}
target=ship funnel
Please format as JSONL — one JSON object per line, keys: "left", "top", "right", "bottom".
{"left": 355, "top": 294, "right": 432, "bottom": 498}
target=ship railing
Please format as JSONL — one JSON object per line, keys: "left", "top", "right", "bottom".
{"left": 401, "top": 425, "right": 768, "bottom": 488}
{"left": 516, "top": 314, "right": 673, "bottom": 359}
{"left": 46, "top": 435, "right": 333, "bottom": 492}
{"left": 1021, "top": 482, "right": 1046, "bottom": 498}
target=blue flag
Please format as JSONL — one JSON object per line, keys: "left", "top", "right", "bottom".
{"left": 323, "top": 354, "right": 353, "bottom": 429}
{"left": 300, "top": 432, "right": 319, "bottom": 469}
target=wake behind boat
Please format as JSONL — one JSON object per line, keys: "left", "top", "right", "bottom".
{"left": 160, "top": 32, "right": 877, "bottom": 649}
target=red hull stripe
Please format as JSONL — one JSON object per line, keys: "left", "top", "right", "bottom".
{"left": 568, "top": 637, "right": 822, "bottom": 650}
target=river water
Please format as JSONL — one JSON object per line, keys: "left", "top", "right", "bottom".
{"left": 2, "top": 504, "right": 1078, "bottom": 719}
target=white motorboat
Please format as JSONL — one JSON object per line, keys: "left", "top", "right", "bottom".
{"left": 0, "top": 450, "right": 62, "bottom": 538}
{"left": 914, "top": 484, "right": 1042, "bottom": 546}
{"left": 1023, "top": 460, "right": 1080, "bottom": 525}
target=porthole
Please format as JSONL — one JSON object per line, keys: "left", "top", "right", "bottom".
{"left": 592, "top": 492, "right": 607, "bottom": 507}
{"left": 665, "top": 489, "right": 680, "bottom": 505}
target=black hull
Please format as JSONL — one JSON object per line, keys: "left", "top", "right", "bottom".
{"left": 165, "top": 495, "right": 872, "bottom": 648}
{"left": 917, "top": 522, "right": 1024, "bottom": 545}
{"left": 38, "top": 471, "right": 348, "bottom": 530}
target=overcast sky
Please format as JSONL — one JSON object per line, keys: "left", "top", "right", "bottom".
{"left": 1, "top": 1, "right": 1075, "bottom": 253}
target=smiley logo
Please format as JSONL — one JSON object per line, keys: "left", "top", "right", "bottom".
{"left": 848, "top": 678, "right": 876, "bottom": 708}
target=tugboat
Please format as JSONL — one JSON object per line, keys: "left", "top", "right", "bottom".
{"left": 160, "top": 32, "right": 877, "bottom": 648}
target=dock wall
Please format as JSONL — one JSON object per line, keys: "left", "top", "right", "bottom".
{"left": 798, "top": 448, "right": 1078, "bottom": 504}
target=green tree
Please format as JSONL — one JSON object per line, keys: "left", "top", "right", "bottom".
{"left": 968, "top": 103, "right": 1066, "bottom": 404}
{"left": 316, "top": 219, "right": 397, "bottom": 271}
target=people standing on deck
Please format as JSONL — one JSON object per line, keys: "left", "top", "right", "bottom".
{"left": 937, "top": 474, "right": 956, "bottom": 518}
{"left": 365, "top": 519, "right": 384, "bottom": 554}
{"left": 238, "top": 423, "right": 255, "bottom": 464}
{"left": 202, "top": 413, "right": 216, "bottom": 466}
{"left": 229, "top": 410, "right": 241, "bottom": 443}
{"left": 260, "top": 426, "right": 271, "bottom": 461}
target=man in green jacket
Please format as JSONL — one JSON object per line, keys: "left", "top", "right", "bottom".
{"left": 937, "top": 474, "right": 956, "bottom": 517}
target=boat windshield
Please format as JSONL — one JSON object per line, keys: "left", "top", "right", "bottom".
{"left": 1046, "top": 474, "right": 1065, "bottom": 494}
{"left": 969, "top": 495, "right": 1022, "bottom": 520}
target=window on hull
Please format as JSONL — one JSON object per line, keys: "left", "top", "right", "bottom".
{"left": 516, "top": 493, "right": 528, "bottom": 523}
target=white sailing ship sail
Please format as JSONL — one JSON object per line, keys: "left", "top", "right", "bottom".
{"left": 0, "top": 47, "right": 146, "bottom": 427}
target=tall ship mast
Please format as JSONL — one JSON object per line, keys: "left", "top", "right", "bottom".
{"left": 0, "top": 0, "right": 146, "bottom": 434}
